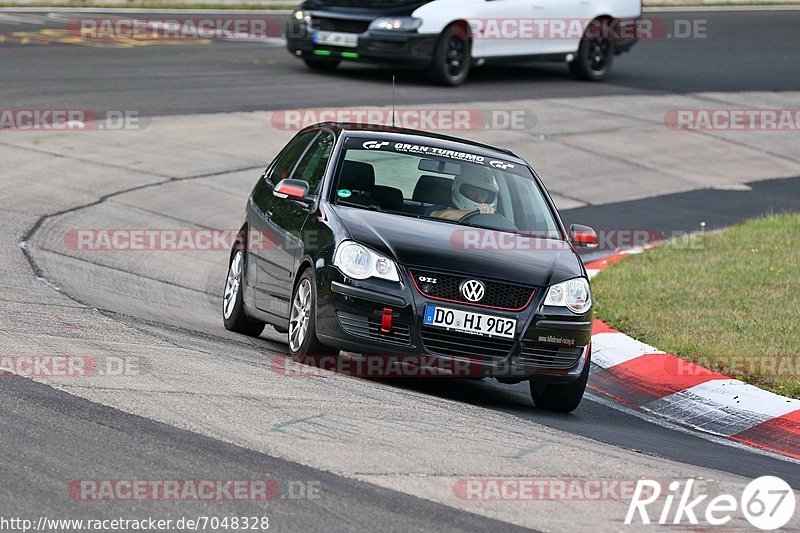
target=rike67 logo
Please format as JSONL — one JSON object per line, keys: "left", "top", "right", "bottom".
{"left": 626, "top": 477, "right": 796, "bottom": 530}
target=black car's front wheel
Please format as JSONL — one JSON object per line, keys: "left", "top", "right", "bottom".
{"left": 427, "top": 24, "right": 471, "bottom": 86}
{"left": 529, "top": 352, "right": 590, "bottom": 413}
{"left": 288, "top": 270, "right": 339, "bottom": 361}
{"left": 223, "top": 250, "right": 266, "bottom": 337}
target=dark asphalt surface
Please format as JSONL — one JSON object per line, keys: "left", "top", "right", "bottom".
{"left": 0, "top": 10, "right": 799, "bottom": 116}
{"left": 565, "top": 175, "right": 800, "bottom": 262}
{"left": 0, "top": 374, "right": 529, "bottom": 532}
{"left": 564, "top": 176, "right": 800, "bottom": 237}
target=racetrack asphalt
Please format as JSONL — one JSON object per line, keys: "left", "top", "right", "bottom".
{"left": 0, "top": 10, "right": 799, "bottom": 115}
{"left": 0, "top": 375, "right": 530, "bottom": 532}
{"left": 1, "top": 7, "right": 800, "bottom": 531}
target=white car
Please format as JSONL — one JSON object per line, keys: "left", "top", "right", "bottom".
{"left": 287, "top": 0, "right": 642, "bottom": 85}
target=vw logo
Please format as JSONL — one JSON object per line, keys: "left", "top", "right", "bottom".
{"left": 460, "top": 279, "right": 486, "bottom": 302}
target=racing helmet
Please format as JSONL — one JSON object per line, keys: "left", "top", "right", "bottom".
{"left": 451, "top": 164, "right": 499, "bottom": 211}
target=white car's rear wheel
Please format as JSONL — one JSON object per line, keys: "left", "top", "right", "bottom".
{"left": 570, "top": 19, "right": 615, "bottom": 81}
{"left": 427, "top": 24, "right": 471, "bottom": 86}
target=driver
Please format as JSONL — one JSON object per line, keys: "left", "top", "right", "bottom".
{"left": 426, "top": 165, "right": 498, "bottom": 221}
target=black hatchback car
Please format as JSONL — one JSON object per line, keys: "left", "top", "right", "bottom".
{"left": 223, "top": 123, "right": 598, "bottom": 412}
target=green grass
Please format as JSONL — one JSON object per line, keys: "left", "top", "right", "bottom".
{"left": 592, "top": 214, "right": 800, "bottom": 398}
{"left": 646, "top": 1, "right": 800, "bottom": 5}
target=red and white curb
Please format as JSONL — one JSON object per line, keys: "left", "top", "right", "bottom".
{"left": 586, "top": 252, "right": 800, "bottom": 460}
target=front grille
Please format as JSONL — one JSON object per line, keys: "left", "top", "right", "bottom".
{"left": 517, "top": 343, "right": 584, "bottom": 369}
{"left": 410, "top": 269, "right": 535, "bottom": 311}
{"left": 311, "top": 17, "right": 371, "bottom": 34}
{"left": 337, "top": 312, "right": 411, "bottom": 346}
{"left": 421, "top": 327, "right": 514, "bottom": 363}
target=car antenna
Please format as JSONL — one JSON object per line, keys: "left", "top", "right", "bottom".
{"left": 391, "top": 75, "right": 396, "bottom": 128}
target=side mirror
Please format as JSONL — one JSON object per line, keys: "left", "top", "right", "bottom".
{"left": 274, "top": 179, "right": 311, "bottom": 202}
{"left": 570, "top": 224, "right": 598, "bottom": 248}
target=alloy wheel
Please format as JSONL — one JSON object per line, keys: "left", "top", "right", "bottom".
{"left": 289, "top": 279, "right": 312, "bottom": 352}
{"left": 446, "top": 37, "right": 466, "bottom": 78}
{"left": 588, "top": 37, "right": 610, "bottom": 75}
{"left": 223, "top": 251, "right": 243, "bottom": 320}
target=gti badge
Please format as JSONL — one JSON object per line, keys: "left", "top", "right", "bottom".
{"left": 460, "top": 279, "right": 486, "bottom": 302}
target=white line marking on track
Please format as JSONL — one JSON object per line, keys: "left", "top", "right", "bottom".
{"left": 645, "top": 5, "right": 800, "bottom": 12}
{"left": 0, "top": 8, "right": 294, "bottom": 14}
{"left": 0, "top": 13, "right": 50, "bottom": 24}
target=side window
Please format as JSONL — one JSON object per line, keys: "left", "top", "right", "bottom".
{"left": 252, "top": 175, "right": 272, "bottom": 211}
{"left": 292, "top": 132, "right": 335, "bottom": 195}
{"left": 270, "top": 131, "right": 319, "bottom": 186}
{"left": 252, "top": 131, "right": 318, "bottom": 211}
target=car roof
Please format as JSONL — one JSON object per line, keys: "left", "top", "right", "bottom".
{"left": 304, "top": 122, "right": 523, "bottom": 162}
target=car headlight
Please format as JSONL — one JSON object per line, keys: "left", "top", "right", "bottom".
{"left": 292, "top": 9, "right": 311, "bottom": 23}
{"left": 333, "top": 241, "right": 400, "bottom": 282}
{"left": 369, "top": 17, "right": 423, "bottom": 31}
{"left": 543, "top": 278, "right": 592, "bottom": 314}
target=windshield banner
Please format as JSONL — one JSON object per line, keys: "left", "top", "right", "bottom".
{"left": 347, "top": 137, "right": 526, "bottom": 176}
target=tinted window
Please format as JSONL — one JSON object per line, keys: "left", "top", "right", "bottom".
{"left": 252, "top": 174, "right": 272, "bottom": 212}
{"left": 292, "top": 131, "right": 335, "bottom": 195}
{"left": 252, "top": 131, "right": 318, "bottom": 211}
{"left": 270, "top": 131, "right": 319, "bottom": 185}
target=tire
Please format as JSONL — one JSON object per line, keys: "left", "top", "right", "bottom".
{"left": 426, "top": 23, "right": 471, "bottom": 86}
{"left": 223, "top": 250, "right": 266, "bottom": 337}
{"left": 569, "top": 19, "right": 615, "bottom": 81}
{"left": 304, "top": 57, "right": 341, "bottom": 71}
{"left": 288, "top": 269, "right": 339, "bottom": 362}
{"left": 529, "top": 352, "right": 590, "bottom": 413}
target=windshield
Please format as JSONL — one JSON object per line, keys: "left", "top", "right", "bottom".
{"left": 331, "top": 138, "right": 561, "bottom": 238}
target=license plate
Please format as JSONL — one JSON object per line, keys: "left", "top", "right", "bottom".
{"left": 423, "top": 305, "right": 516, "bottom": 339}
{"left": 313, "top": 31, "right": 359, "bottom": 48}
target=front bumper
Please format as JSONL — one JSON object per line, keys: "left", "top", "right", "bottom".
{"left": 286, "top": 20, "right": 438, "bottom": 66}
{"left": 315, "top": 266, "right": 592, "bottom": 383}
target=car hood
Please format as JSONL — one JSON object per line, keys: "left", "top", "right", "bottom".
{"left": 302, "top": 0, "right": 434, "bottom": 17}
{"left": 331, "top": 206, "right": 583, "bottom": 287}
